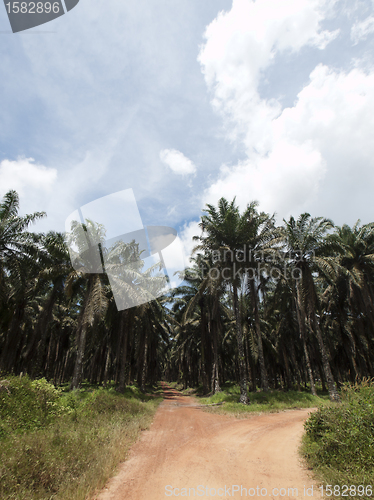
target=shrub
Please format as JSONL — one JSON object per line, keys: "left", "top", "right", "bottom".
{"left": 303, "top": 379, "right": 374, "bottom": 493}
{"left": 0, "top": 376, "right": 68, "bottom": 439}
{"left": 0, "top": 377, "right": 161, "bottom": 500}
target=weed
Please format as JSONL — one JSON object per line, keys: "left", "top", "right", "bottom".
{"left": 0, "top": 376, "right": 161, "bottom": 500}
{"left": 302, "top": 379, "right": 374, "bottom": 499}
{"left": 196, "top": 383, "right": 329, "bottom": 416}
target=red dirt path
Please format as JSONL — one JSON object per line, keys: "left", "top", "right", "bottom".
{"left": 95, "top": 383, "right": 321, "bottom": 499}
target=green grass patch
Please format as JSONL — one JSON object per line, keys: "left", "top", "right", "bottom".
{"left": 0, "top": 376, "right": 162, "bottom": 500}
{"left": 196, "top": 382, "right": 329, "bottom": 416}
{"left": 302, "top": 380, "right": 374, "bottom": 499}
{"left": 166, "top": 381, "right": 184, "bottom": 391}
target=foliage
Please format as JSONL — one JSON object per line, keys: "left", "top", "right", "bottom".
{"left": 0, "top": 376, "right": 66, "bottom": 439}
{"left": 0, "top": 377, "right": 161, "bottom": 500}
{"left": 2, "top": 189, "right": 374, "bottom": 497}
{"left": 302, "top": 380, "right": 374, "bottom": 494}
{"left": 197, "top": 382, "right": 329, "bottom": 415}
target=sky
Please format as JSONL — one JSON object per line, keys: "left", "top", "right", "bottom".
{"left": 1, "top": 0, "right": 374, "bottom": 262}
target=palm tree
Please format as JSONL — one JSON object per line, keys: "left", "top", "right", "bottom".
{"left": 325, "top": 221, "right": 374, "bottom": 378}
{"left": 265, "top": 275, "right": 303, "bottom": 390}
{"left": 282, "top": 213, "right": 340, "bottom": 401}
{"left": 181, "top": 256, "right": 227, "bottom": 394}
{"left": 66, "top": 220, "right": 109, "bottom": 389}
{"left": 240, "top": 204, "right": 280, "bottom": 392}
{"left": 194, "top": 198, "right": 256, "bottom": 403}
{"left": 27, "top": 231, "right": 73, "bottom": 378}
{"left": 0, "top": 190, "right": 46, "bottom": 373}
{"left": 169, "top": 268, "right": 205, "bottom": 390}
{"left": 0, "top": 190, "right": 45, "bottom": 273}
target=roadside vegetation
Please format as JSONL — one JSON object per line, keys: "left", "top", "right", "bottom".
{"left": 2, "top": 190, "right": 374, "bottom": 497}
{"left": 0, "top": 376, "right": 161, "bottom": 500}
{"left": 197, "top": 382, "right": 330, "bottom": 416}
{"left": 302, "top": 380, "right": 374, "bottom": 499}
{"left": 2, "top": 190, "right": 374, "bottom": 403}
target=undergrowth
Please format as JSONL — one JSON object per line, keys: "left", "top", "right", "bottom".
{"left": 196, "top": 382, "right": 329, "bottom": 416}
{"left": 302, "top": 379, "right": 374, "bottom": 499}
{"left": 0, "top": 376, "right": 161, "bottom": 500}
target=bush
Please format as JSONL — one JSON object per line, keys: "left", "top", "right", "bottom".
{"left": 0, "top": 377, "right": 161, "bottom": 500}
{"left": 0, "top": 376, "right": 67, "bottom": 439}
{"left": 198, "top": 383, "right": 329, "bottom": 416}
{"left": 303, "top": 379, "right": 374, "bottom": 495}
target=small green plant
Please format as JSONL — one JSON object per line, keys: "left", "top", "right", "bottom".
{"left": 0, "top": 376, "right": 161, "bottom": 500}
{"left": 197, "top": 383, "right": 329, "bottom": 416}
{"left": 302, "top": 379, "right": 374, "bottom": 498}
{"left": 0, "top": 375, "right": 69, "bottom": 439}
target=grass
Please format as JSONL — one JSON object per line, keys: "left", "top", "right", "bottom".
{"left": 301, "top": 379, "right": 374, "bottom": 500}
{"left": 166, "top": 381, "right": 184, "bottom": 391}
{"left": 193, "top": 382, "right": 330, "bottom": 417}
{"left": 0, "top": 376, "right": 162, "bottom": 500}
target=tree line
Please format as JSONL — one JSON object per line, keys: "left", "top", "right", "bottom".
{"left": 1, "top": 190, "right": 373, "bottom": 403}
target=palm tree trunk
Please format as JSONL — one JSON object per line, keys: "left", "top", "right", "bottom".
{"left": 295, "top": 282, "right": 317, "bottom": 396}
{"left": 199, "top": 297, "right": 210, "bottom": 394}
{"left": 0, "top": 303, "right": 26, "bottom": 373}
{"left": 118, "top": 311, "right": 129, "bottom": 392}
{"left": 32, "top": 286, "right": 58, "bottom": 378}
{"left": 312, "top": 315, "right": 340, "bottom": 402}
{"left": 250, "top": 279, "right": 268, "bottom": 391}
{"left": 341, "top": 328, "right": 359, "bottom": 382}
{"left": 140, "top": 330, "right": 148, "bottom": 393}
{"left": 245, "top": 334, "right": 254, "bottom": 391}
{"left": 289, "top": 341, "right": 301, "bottom": 391}
{"left": 70, "top": 322, "right": 87, "bottom": 389}
{"left": 103, "top": 345, "right": 111, "bottom": 387}
{"left": 282, "top": 344, "right": 292, "bottom": 390}
{"left": 211, "top": 320, "right": 221, "bottom": 393}
{"left": 233, "top": 285, "right": 249, "bottom": 404}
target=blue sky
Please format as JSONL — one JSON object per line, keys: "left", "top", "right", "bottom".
{"left": 1, "top": 0, "right": 374, "bottom": 260}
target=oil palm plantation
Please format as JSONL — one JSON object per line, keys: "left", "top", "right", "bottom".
{"left": 194, "top": 198, "right": 273, "bottom": 403}
{"left": 282, "top": 213, "right": 340, "bottom": 401}
{"left": 324, "top": 221, "right": 374, "bottom": 379}
{"left": 0, "top": 190, "right": 46, "bottom": 373}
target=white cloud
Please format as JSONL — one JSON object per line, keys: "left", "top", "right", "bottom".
{"left": 0, "top": 158, "right": 58, "bottom": 219}
{"left": 273, "top": 64, "right": 374, "bottom": 151}
{"left": 161, "top": 236, "right": 186, "bottom": 287}
{"left": 198, "top": 0, "right": 339, "bottom": 155}
{"left": 205, "top": 142, "right": 326, "bottom": 220}
{"left": 198, "top": 1, "right": 374, "bottom": 225}
{"left": 179, "top": 219, "right": 201, "bottom": 266}
{"left": 0, "top": 157, "right": 57, "bottom": 196}
{"left": 351, "top": 15, "right": 374, "bottom": 44}
{"left": 159, "top": 149, "right": 197, "bottom": 175}
{"left": 314, "top": 28, "right": 340, "bottom": 49}
{"left": 0, "top": 140, "right": 117, "bottom": 232}
{"left": 204, "top": 63, "right": 374, "bottom": 223}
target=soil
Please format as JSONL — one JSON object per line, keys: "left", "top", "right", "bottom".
{"left": 95, "top": 383, "right": 321, "bottom": 499}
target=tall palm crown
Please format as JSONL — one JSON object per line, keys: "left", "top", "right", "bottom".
{"left": 0, "top": 190, "right": 46, "bottom": 280}
{"left": 197, "top": 198, "right": 258, "bottom": 273}
{"left": 282, "top": 214, "right": 339, "bottom": 309}
{"left": 283, "top": 213, "right": 334, "bottom": 260}
{"left": 330, "top": 221, "right": 374, "bottom": 287}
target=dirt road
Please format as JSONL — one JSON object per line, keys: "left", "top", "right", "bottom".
{"left": 96, "top": 384, "right": 321, "bottom": 499}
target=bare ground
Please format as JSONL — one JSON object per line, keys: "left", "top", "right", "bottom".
{"left": 95, "top": 383, "right": 321, "bottom": 499}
